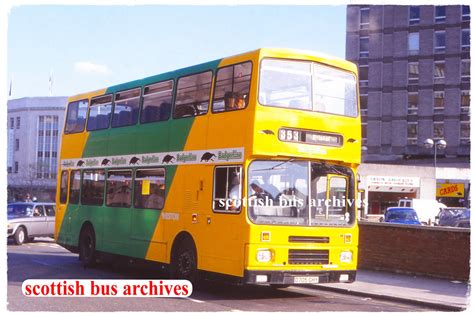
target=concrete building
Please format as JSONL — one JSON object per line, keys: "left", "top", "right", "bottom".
{"left": 346, "top": 5, "right": 470, "bottom": 214}
{"left": 7, "top": 97, "right": 67, "bottom": 202}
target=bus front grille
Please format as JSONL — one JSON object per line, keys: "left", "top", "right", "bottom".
{"left": 288, "top": 249, "right": 329, "bottom": 265}
{"left": 288, "top": 236, "right": 330, "bottom": 243}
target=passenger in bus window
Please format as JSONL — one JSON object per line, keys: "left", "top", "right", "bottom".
{"left": 224, "top": 91, "right": 235, "bottom": 110}
{"left": 234, "top": 93, "right": 246, "bottom": 109}
{"left": 224, "top": 92, "right": 246, "bottom": 111}
{"left": 228, "top": 171, "right": 241, "bottom": 211}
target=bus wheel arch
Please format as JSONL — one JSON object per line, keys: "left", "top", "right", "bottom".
{"left": 79, "top": 222, "right": 96, "bottom": 268}
{"left": 170, "top": 231, "right": 198, "bottom": 283}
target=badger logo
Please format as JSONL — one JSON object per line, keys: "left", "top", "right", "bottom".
{"left": 200, "top": 152, "right": 216, "bottom": 162}
{"left": 76, "top": 160, "right": 85, "bottom": 167}
{"left": 129, "top": 157, "right": 141, "bottom": 165}
{"left": 101, "top": 158, "right": 111, "bottom": 166}
{"left": 162, "top": 155, "right": 175, "bottom": 164}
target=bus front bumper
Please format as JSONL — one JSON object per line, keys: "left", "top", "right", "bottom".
{"left": 243, "top": 270, "right": 356, "bottom": 285}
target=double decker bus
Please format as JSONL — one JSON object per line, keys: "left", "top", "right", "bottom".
{"left": 55, "top": 48, "right": 360, "bottom": 286}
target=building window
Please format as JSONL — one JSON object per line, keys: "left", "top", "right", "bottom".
{"left": 362, "top": 123, "right": 367, "bottom": 146}
{"left": 9, "top": 117, "right": 14, "bottom": 129}
{"left": 360, "top": 94, "right": 368, "bottom": 111}
{"left": 134, "top": 168, "right": 166, "bottom": 210}
{"left": 16, "top": 117, "right": 20, "bottom": 129}
{"left": 360, "top": 7, "right": 370, "bottom": 30}
{"left": 433, "top": 121, "right": 444, "bottom": 139}
{"left": 408, "top": 33, "right": 420, "bottom": 55}
{"left": 408, "top": 62, "right": 419, "bottom": 84}
{"left": 140, "top": 80, "right": 173, "bottom": 124}
{"left": 462, "top": 5, "right": 470, "bottom": 21}
{"left": 37, "top": 115, "right": 60, "bottom": 179}
{"left": 14, "top": 161, "right": 19, "bottom": 173}
{"left": 409, "top": 6, "right": 420, "bottom": 25}
{"left": 174, "top": 71, "right": 212, "bottom": 119}
{"left": 461, "top": 60, "right": 470, "bottom": 83}
{"left": 408, "top": 93, "right": 418, "bottom": 115}
{"left": 434, "top": 62, "right": 445, "bottom": 84}
{"left": 434, "top": 91, "right": 445, "bottom": 114}
{"left": 407, "top": 122, "right": 418, "bottom": 145}
{"left": 359, "top": 37, "right": 369, "bottom": 58}
{"left": 435, "top": 6, "right": 446, "bottom": 23}
{"left": 15, "top": 139, "right": 19, "bottom": 151}
{"left": 460, "top": 121, "right": 470, "bottom": 144}
{"left": 461, "top": 90, "right": 470, "bottom": 114}
{"left": 112, "top": 88, "right": 141, "bottom": 128}
{"left": 462, "top": 29, "right": 470, "bottom": 51}
{"left": 359, "top": 66, "right": 368, "bottom": 87}
{"left": 435, "top": 31, "right": 446, "bottom": 53}
{"left": 106, "top": 170, "right": 132, "bottom": 208}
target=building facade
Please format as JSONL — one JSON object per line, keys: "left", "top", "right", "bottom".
{"left": 346, "top": 5, "right": 470, "bottom": 214}
{"left": 346, "top": 5, "right": 470, "bottom": 162}
{"left": 7, "top": 97, "right": 67, "bottom": 202}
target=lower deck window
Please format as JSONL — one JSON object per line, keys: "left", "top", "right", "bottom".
{"left": 81, "top": 170, "right": 106, "bottom": 205}
{"left": 134, "top": 168, "right": 166, "bottom": 210}
{"left": 106, "top": 170, "right": 132, "bottom": 207}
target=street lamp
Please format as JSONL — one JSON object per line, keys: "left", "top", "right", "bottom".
{"left": 423, "top": 138, "right": 447, "bottom": 169}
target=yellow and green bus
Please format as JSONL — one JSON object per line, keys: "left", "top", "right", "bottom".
{"left": 55, "top": 48, "right": 361, "bottom": 286}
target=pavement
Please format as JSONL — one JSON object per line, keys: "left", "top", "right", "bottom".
{"left": 311, "top": 269, "right": 471, "bottom": 311}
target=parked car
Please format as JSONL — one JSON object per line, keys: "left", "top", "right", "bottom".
{"left": 398, "top": 199, "right": 446, "bottom": 225}
{"left": 7, "top": 202, "right": 56, "bottom": 245}
{"left": 435, "top": 208, "right": 470, "bottom": 228}
{"left": 380, "top": 207, "right": 421, "bottom": 225}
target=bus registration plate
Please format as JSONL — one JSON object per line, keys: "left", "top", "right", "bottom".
{"left": 294, "top": 276, "right": 319, "bottom": 284}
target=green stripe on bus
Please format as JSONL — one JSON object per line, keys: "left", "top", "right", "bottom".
{"left": 58, "top": 58, "right": 222, "bottom": 260}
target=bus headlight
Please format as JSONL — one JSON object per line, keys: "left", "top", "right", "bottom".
{"left": 340, "top": 251, "right": 353, "bottom": 263}
{"left": 256, "top": 249, "right": 273, "bottom": 263}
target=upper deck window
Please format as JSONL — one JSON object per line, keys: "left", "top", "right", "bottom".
{"left": 174, "top": 71, "right": 212, "bottom": 119}
{"left": 258, "top": 59, "right": 357, "bottom": 117}
{"left": 65, "top": 100, "right": 88, "bottom": 134}
{"left": 141, "top": 80, "right": 173, "bottom": 123}
{"left": 112, "top": 88, "right": 141, "bottom": 128}
{"left": 212, "top": 62, "right": 252, "bottom": 112}
{"left": 87, "top": 95, "right": 113, "bottom": 131}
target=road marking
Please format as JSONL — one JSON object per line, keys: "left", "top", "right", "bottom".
{"left": 186, "top": 297, "right": 205, "bottom": 303}
{"left": 31, "top": 259, "right": 66, "bottom": 269}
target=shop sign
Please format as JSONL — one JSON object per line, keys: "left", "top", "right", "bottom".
{"left": 436, "top": 183, "right": 465, "bottom": 198}
{"left": 367, "top": 176, "right": 420, "bottom": 188}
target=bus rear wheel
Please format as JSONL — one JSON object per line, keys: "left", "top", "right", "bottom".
{"left": 79, "top": 225, "right": 96, "bottom": 268}
{"left": 171, "top": 239, "right": 198, "bottom": 284}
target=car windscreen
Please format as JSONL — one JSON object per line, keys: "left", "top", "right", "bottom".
{"left": 8, "top": 204, "right": 34, "bottom": 216}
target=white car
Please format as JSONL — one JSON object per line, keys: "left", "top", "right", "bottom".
{"left": 7, "top": 202, "right": 56, "bottom": 245}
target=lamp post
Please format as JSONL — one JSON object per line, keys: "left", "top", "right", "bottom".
{"left": 423, "top": 138, "right": 447, "bottom": 169}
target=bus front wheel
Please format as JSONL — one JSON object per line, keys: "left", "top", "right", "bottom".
{"left": 79, "top": 225, "right": 96, "bottom": 268}
{"left": 171, "top": 238, "right": 198, "bottom": 284}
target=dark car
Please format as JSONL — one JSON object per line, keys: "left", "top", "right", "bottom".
{"left": 436, "top": 208, "right": 470, "bottom": 228}
{"left": 380, "top": 207, "right": 421, "bottom": 225}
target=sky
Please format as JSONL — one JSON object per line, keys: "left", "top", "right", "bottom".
{"left": 6, "top": 4, "right": 347, "bottom": 98}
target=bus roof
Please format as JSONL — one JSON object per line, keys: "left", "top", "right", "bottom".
{"left": 68, "top": 47, "right": 357, "bottom": 101}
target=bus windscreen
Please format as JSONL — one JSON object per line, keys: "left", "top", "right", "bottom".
{"left": 258, "top": 58, "right": 358, "bottom": 117}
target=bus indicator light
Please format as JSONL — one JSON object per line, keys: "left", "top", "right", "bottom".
{"left": 261, "top": 231, "right": 271, "bottom": 242}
